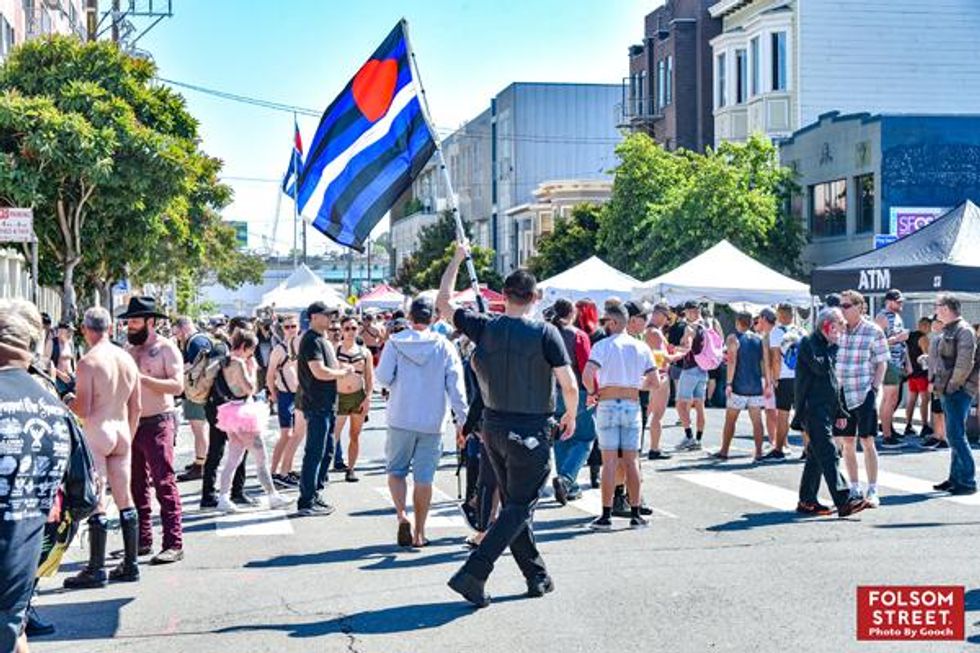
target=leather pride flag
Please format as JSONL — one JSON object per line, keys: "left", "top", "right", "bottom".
{"left": 295, "top": 20, "right": 436, "bottom": 251}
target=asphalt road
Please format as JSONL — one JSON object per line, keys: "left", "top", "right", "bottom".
{"left": 28, "top": 395, "right": 980, "bottom": 653}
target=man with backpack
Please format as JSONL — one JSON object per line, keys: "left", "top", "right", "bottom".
{"left": 765, "top": 303, "right": 803, "bottom": 460}
{"left": 173, "top": 317, "right": 212, "bottom": 482}
{"left": 676, "top": 302, "right": 724, "bottom": 451}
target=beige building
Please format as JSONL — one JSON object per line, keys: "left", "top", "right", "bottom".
{"left": 0, "top": 0, "right": 87, "bottom": 61}
{"left": 505, "top": 179, "right": 612, "bottom": 267}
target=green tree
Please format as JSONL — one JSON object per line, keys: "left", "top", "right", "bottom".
{"left": 0, "top": 35, "right": 262, "bottom": 319}
{"left": 527, "top": 203, "right": 602, "bottom": 279}
{"left": 394, "top": 211, "right": 501, "bottom": 291}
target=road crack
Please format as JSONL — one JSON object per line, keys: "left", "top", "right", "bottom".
{"left": 339, "top": 612, "right": 361, "bottom": 653}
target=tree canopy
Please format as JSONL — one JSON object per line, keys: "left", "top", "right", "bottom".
{"left": 527, "top": 203, "right": 601, "bottom": 280}
{"left": 0, "top": 35, "right": 262, "bottom": 319}
{"left": 394, "top": 211, "right": 501, "bottom": 292}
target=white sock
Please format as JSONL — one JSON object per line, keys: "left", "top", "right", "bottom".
{"left": 867, "top": 483, "right": 877, "bottom": 493}
{"left": 849, "top": 482, "right": 860, "bottom": 492}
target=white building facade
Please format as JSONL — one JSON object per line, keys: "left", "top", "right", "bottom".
{"left": 709, "top": 0, "right": 980, "bottom": 146}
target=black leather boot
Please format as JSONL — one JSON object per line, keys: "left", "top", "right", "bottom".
{"left": 63, "top": 515, "right": 108, "bottom": 589}
{"left": 109, "top": 508, "right": 140, "bottom": 582}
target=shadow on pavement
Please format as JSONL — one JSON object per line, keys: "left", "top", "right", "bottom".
{"left": 215, "top": 597, "right": 525, "bottom": 639}
{"left": 705, "top": 510, "right": 833, "bottom": 532}
{"left": 28, "top": 597, "right": 133, "bottom": 641}
{"left": 874, "top": 521, "right": 980, "bottom": 529}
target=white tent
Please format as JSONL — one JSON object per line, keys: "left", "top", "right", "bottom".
{"left": 257, "top": 265, "right": 345, "bottom": 312}
{"left": 632, "top": 240, "right": 812, "bottom": 307}
{"left": 538, "top": 256, "right": 641, "bottom": 308}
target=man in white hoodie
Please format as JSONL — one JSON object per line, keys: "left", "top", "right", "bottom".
{"left": 376, "top": 296, "right": 469, "bottom": 548}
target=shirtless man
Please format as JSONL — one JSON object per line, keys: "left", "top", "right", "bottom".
{"left": 361, "top": 312, "right": 386, "bottom": 367}
{"left": 120, "top": 297, "right": 185, "bottom": 565}
{"left": 63, "top": 307, "right": 143, "bottom": 589}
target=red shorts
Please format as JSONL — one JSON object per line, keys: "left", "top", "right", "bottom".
{"left": 908, "top": 376, "right": 929, "bottom": 393}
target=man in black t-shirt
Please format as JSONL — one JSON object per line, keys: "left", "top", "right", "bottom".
{"left": 295, "top": 302, "right": 356, "bottom": 517}
{"left": 438, "top": 244, "right": 578, "bottom": 608}
{"left": 0, "top": 300, "right": 71, "bottom": 652}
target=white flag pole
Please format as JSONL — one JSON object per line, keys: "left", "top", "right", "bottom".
{"left": 401, "top": 18, "right": 487, "bottom": 314}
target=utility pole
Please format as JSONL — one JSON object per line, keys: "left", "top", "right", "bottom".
{"left": 111, "top": 0, "right": 121, "bottom": 42}
{"left": 366, "top": 237, "right": 372, "bottom": 289}
{"left": 86, "top": 0, "right": 99, "bottom": 41}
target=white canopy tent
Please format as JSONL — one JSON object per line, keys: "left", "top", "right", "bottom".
{"left": 256, "top": 265, "right": 345, "bottom": 312}
{"left": 538, "top": 256, "right": 641, "bottom": 308}
{"left": 632, "top": 240, "right": 813, "bottom": 307}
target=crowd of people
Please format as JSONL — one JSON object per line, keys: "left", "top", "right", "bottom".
{"left": 2, "top": 248, "right": 979, "bottom": 648}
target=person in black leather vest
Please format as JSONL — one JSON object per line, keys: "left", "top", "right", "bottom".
{"left": 438, "top": 243, "right": 579, "bottom": 608}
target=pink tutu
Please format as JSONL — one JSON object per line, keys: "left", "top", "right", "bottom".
{"left": 216, "top": 399, "right": 269, "bottom": 441}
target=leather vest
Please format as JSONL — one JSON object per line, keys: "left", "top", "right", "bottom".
{"left": 472, "top": 316, "right": 555, "bottom": 414}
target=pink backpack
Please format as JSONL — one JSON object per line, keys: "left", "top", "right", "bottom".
{"left": 694, "top": 326, "right": 725, "bottom": 371}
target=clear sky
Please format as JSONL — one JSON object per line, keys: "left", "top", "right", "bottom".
{"left": 139, "top": 1, "right": 659, "bottom": 254}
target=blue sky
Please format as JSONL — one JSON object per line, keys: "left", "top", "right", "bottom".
{"left": 140, "top": 1, "right": 658, "bottom": 254}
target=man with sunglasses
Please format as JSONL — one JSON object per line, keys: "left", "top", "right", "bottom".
{"left": 267, "top": 315, "right": 303, "bottom": 488}
{"left": 837, "top": 290, "right": 889, "bottom": 508}
{"left": 875, "top": 289, "right": 912, "bottom": 448}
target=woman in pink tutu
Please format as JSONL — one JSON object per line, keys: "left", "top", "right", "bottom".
{"left": 215, "top": 330, "right": 294, "bottom": 513}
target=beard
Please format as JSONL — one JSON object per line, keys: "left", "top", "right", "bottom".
{"left": 127, "top": 324, "right": 150, "bottom": 346}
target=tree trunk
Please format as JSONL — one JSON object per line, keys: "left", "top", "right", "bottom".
{"left": 101, "top": 280, "right": 113, "bottom": 314}
{"left": 61, "top": 259, "right": 78, "bottom": 324}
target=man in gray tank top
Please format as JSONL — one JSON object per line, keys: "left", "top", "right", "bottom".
{"left": 714, "top": 312, "right": 770, "bottom": 460}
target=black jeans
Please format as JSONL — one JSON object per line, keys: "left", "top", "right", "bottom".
{"left": 475, "top": 438, "right": 499, "bottom": 532}
{"left": 799, "top": 410, "right": 851, "bottom": 508}
{"left": 461, "top": 422, "right": 551, "bottom": 583}
{"left": 202, "top": 402, "right": 246, "bottom": 500}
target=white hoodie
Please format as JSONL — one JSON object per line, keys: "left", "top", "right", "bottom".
{"left": 375, "top": 328, "right": 469, "bottom": 434}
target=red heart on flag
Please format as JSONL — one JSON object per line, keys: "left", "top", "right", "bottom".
{"left": 351, "top": 58, "right": 398, "bottom": 123}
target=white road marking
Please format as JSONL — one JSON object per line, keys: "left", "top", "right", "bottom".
{"left": 374, "top": 485, "right": 466, "bottom": 529}
{"left": 858, "top": 469, "right": 980, "bottom": 506}
{"left": 677, "top": 471, "right": 800, "bottom": 511}
{"left": 215, "top": 509, "right": 295, "bottom": 537}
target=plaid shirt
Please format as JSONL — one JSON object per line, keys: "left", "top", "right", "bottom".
{"left": 837, "top": 317, "right": 889, "bottom": 409}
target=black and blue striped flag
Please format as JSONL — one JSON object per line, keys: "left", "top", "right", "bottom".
{"left": 295, "top": 20, "right": 437, "bottom": 251}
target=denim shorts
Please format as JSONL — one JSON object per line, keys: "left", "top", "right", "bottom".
{"left": 182, "top": 398, "right": 206, "bottom": 422}
{"left": 677, "top": 367, "right": 708, "bottom": 401}
{"left": 276, "top": 391, "right": 296, "bottom": 428}
{"left": 385, "top": 427, "right": 443, "bottom": 484}
{"left": 595, "top": 399, "right": 642, "bottom": 452}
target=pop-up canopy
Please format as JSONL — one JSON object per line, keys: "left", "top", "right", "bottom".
{"left": 357, "top": 284, "right": 407, "bottom": 311}
{"left": 811, "top": 200, "right": 980, "bottom": 296}
{"left": 257, "top": 265, "right": 345, "bottom": 312}
{"left": 633, "top": 240, "right": 812, "bottom": 307}
{"left": 538, "top": 256, "right": 641, "bottom": 308}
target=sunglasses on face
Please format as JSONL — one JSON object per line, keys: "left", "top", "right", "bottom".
{"left": 841, "top": 303, "right": 854, "bottom": 310}
{"left": 284, "top": 324, "right": 298, "bottom": 330}
{"left": 343, "top": 326, "right": 358, "bottom": 332}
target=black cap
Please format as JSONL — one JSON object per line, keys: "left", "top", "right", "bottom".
{"left": 884, "top": 288, "right": 904, "bottom": 302}
{"left": 41, "top": 312, "right": 52, "bottom": 326}
{"left": 824, "top": 293, "right": 842, "bottom": 308}
{"left": 307, "top": 301, "right": 331, "bottom": 317}
{"left": 777, "top": 302, "right": 794, "bottom": 311}
{"left": 409, "top": 296, "right": 435, "bottom": 323}
{"left": 759, "top": 308, "right": 777, "bottom": 324}
{"left": 683, "top": 300, "right": 699, "bottom": 310}
{"left": 623, "top": 300, "right": 648, "bottom": 319}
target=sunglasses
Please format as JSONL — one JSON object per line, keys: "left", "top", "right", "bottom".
{"left": 343, "top": 326, "right": 358, "bottom": 332}
{"left": 284, "top": 324, "right": 298, "bottom": 330}
{"left": 841, "top": 303, "right": 854, "bottom": 309}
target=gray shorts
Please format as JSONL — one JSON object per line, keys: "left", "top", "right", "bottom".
{"left": 385, "top": 427, "right": 443, "bottom": 484}
{"left": 677, "top": 367, "right": 708, "bottom": 401}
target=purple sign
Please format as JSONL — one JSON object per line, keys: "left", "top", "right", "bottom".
{"left": 889, "top": 207, "right": 947, "bottom": 238}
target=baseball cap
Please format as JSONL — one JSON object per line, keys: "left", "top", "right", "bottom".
{"left": 409, "top": 295, "right": 435, "bottom": 323}
{"left": 307, "top": 301, "right": 332, "bottom": 317}
{"left": 758, "top": 308, "right": 777, "bottom": 324}
{"left": 683, "top": 300, "right": 699, "bottom": 310}
{"left": 884, "top": 288, "right": 904, "bottom": 302}
{"left": 823, "top": 293, "right": 842, "bottom": 308}
{"left": 623, "top": 300, "right": 648, "bottom": 319}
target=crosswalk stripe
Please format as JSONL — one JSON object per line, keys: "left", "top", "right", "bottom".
{"left": 677, "top": 471, "right": 799, "bottom": 511}
{"left": 214, "top": 509, "right": 295, "bottom": 537}
{"left": 859, "top": 469, "right": 980, "bottom": 506}
{"left": 373, "top": 486, "right": 467, "bottom": 529}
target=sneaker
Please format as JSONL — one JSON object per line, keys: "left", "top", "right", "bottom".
{"left": 919, "top": 424, "right": 934, "bottom": 438}
{"left": 761, "top": 449, "right": 786, "bottom": 461}
{"left": 865, "top": 489, "right": 881, "bottom": 508}
{"left": 199, "top": 495, "right": 218, "bottom": 510}
{"left": 231, "top": 493, "right": 259, "bottom": 507}
{"left": 216, "top": 495, "right": 239, "bottom": 514}
{"left": 447, "top": 570, "right": 490, "bottom": 608}
{"left": 272, "top": 474, "right": 292, "bottom": 490}
{"left": 675, "top": 437, "right": 698, "bottom": 451}
{"left": 795, "top": 501, "right": 833, "bottom": 516}
{"left": 459, "top": 502, "right": 479, "bottom": 531}
{"left": 24, "top": 606, "right": 55, "bottom": 638}
{"left": 921, "top": 437, "right": 941, "bottom": 449}
{"left": 149, "top": 548, "right": 184, "bottom": 565}
{"left": 708, "top": 451, "right": 729, "bottom": 461}
{"left": 589, "top": 516, "right": 612, "bottom": 531}
{"left": 611, "top": 492, "right": 630, "bottom": 518}
{"left": 176, "top": 464, "right": 203, "bottom": 482}
{"left": 526, "top": 575, "right": 555, "bottom": 598}
{"left": 903, "top": 425, "right": 918, "bottom": 437}
{"left": 286, "top": 471, "right": 301, "bottom": 484}
{"left": 949, "top": 485, "right": 978, "bottom": 496}
{"left": 838, "top": 498, "right": 870, "bottom": 518}
{"left": 552, "top": 476, "right": 569, "bottom": 506}
{"left": 313, "top": 495, "right": 333, "bottom": 509}
{"left": 647, "top": 449, "right": 673, "bottom": 460}
{"left": 332, "top": 462, "right": 349, "bottom": 472}
{"left": 880, "top": 436, "right": 905, "bottom": 449}
{"left": 933, "top": 480, "right": 953, "bottom": 491}
{"left": 297, "top": 503, "right": 336, "bottom": 517}
{"left": 934, "top": 440, "right": 950, "bottom": 450}
{"left": 268, "top": 493, "right": 295, "bottom": 510}
{"left": 629, "top": 515, "right": 650, "bottom": 529}
{"left": 345, "top": 470, "right": 359, "bottom": 483}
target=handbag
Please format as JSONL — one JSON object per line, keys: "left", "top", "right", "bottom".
{"left": 62, "top": 414, "right": 99, "bottom": 521}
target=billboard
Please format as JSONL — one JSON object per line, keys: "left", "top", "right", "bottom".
{"left": 888, "top": 207, "right": 947, "bottom": 238}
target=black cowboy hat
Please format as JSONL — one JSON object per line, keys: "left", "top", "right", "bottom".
{"left": 118, "top": 296, "right": 169, "bottom": 320}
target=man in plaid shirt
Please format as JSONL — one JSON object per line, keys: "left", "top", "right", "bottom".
{"left": 836, "top": 290, "right": 889, "bottom": 508}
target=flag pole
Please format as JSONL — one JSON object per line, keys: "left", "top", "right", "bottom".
{"left": 402, "top": 18, "right": 487, "bottom": 314}
{"left": 291, "top": 112, "right": 301, "bottom": 269}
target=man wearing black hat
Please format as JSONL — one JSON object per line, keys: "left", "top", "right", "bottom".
{"left": 439, "top": 244, "right": 578, "bottom": 608}
{"left": 120, "top": 296, "right": 185, "bottom": 565}
{"left": 875, "top": 289, "right": 911, "bottom": 447}
{"left": 295, "top": 301, "right": 357, "bottom": 517}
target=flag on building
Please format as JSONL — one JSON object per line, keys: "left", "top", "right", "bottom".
{"left": 281, "top": 117, "right": 304, "bottom": 196}
{"left": 295, "top": 20, "right": 437, "bottom": 251}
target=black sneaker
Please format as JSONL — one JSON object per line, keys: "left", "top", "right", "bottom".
{"left": 313, "top": 495, "right": 333, "bottom": 509}
{"left": 272, "top": 475, "right": 292, "bottom": 490}
{"left": 332, "top": 462, "right": 349, "bottom": 472}
{"left": 762, "top": 449, "right": 786, "bottom": 461}
{"left": 934, "top": 440, "right": 950, "bottom": 450}
{"left": 933, "top": 480, "right": 953, "bottom": 491}
{"left": 647, "top": 449, "right": 672, "bottom": 460}
{"left": 629, "top": 515, "right": 649, "bottom": 529}
{"left": 611, "top": 492, "right": 630, "bottom": 518}
{"left": 231, "top": 493, "right": 259, "bottom": 507}
{"left": 589, "top": 516, "right": 612, "bottom": 531}
{"left": 921, "top": 437, "right": 940, "bottom": 449}
{"left": 552, "top": 476, "right": 569, "bottom": 506}
{"left": 526, "top": 575, "right": 555, "bottom": 598}
{"left": 176, "top": 464, "right": 203, "bottom": 482}
{"left": 199, "top": 495, "right": 218, "bottom": 509}
{"left": 637, "top": 501, "right": 654, "bottom": 516}
{"left": 903, "top": 425, "right": 918, "bottom": 437}
{"left": 297, "top": 503, "right": 335, "bottom": 517}
{"left": 286, "top": 471, "right": 301, "bottom": 484}
{"left": 838, "top": 498, "right": 870, "bottom": 518}
{"left": 919, "top": 424, "right": 934, "bottom": 438}
{"left": 448, "top": 570, "right": 490, "bottom": 608}
{"left": 880, "top": 436, "right": 905, "bottom": 449}
{"left": 949, "top": 485, "right": 978, "bottom": 496}
{"left": 24, "top": 606, "right": 55, "bottom": 637}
